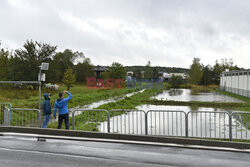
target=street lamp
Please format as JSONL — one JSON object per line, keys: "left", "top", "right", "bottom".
{"left": 38, "top": 63, "right": 49, "bottom": 110}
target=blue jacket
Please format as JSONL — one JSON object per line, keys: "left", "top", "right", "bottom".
{"left": 42, "top": 93, "right": 51, "bottom": 115}
{"left": 54, "top": 92, "right": 72, "bottom": 116}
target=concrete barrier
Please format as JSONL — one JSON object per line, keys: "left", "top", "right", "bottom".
{"left": 1, "top": 126, "right": 250, "bottom": 150}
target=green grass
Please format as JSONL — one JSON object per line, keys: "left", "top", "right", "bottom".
{"left": 216, "top": 89, "right": 250, "bottom": 103}
{"left": 72, "top": 88, "right": 163, "bottom": 131}
{"left": 0, "top": 84, "right": 137, "bottom": 109}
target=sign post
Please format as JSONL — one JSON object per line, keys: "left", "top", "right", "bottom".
{"left": 38, "top": 63, "right": 49, "bottom": 111}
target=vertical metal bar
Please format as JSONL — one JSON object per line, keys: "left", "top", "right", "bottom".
{"left": 145, "top": 112, "right": 148, "bottom": 135}
{"left": 245, "top": 113, "right": 247, "bottom": 140}
{"left": 163, "top": 112, "right": 165, "bottom": 135}
{"left": 176, "top": 112, "right": 178, "bottom": 136}
{"left": 155, "top": 111, "right": 157, "bottom": 135}
{"left": 185, "top": 113, "right": 188, "bottom": 138}
{"left": 229, "top": 114, "right": 232, "bottom": 141}
{"left": 140, "top": 111, "right": 142, "bottom": 135}
{"left": 241, "top": 114, "right": 243, "bottom": 139}
{"left": 219, "top": 113, "right": 221, "bottom": 138}
{"left": 224, "top": 113, "right": 226, "bottom": 139}
{"left": 167, "top": 111, "right": 169, "bottom": 135}
{"left": 159, "top": 111, "right": 161, "bottom": 135}
{"left": 172, "top": 111, "right": 173, "bottom": 136}
{"left": 107, "top": 111, "right": 110, "bottom": 133}
{"left": 210, "top": 112, "right": 211, "bottom": 138}
{"left": 124, "top": 113, "right": 126, "bottom": 134}
{"left": 137, "top": 111, "right": 139, "bottom": 134}
{"left": 205, "top": 112, "right": 207, "bottom": 138}
{"left": 72, "top": 111, "right": 75, "bottom": 130}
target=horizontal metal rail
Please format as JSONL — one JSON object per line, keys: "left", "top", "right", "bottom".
{"left": 3, "top": 106, "right": 250, "bottom": 141}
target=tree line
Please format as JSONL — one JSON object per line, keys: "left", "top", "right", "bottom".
{"left": 188, "top": 58, "right": 239, "bottom": 85}
{"left": 0, "top": 40, "right": 95, "bottom": 83}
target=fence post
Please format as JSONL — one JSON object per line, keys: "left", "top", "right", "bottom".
{"left": 229, "top": 114, "right": 232, "bottom": 141}
{"left": 4, "top": 107, "right": 10, "bottom": 126}
{"left": 185, "top": 113, "right": 188, "bottom": 138}
{"left": 145, "top": 112, "right": 148, "bottom": 135}
{"left": 107, "top": 111, "right": 110, "bottom": 133}
{"left": 38, "top": 110, "right": 42, "bottom": 128}
{"left": 72, "top": 111, "right": 75, "bottom": 130}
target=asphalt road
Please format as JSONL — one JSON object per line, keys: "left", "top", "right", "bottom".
{"left": 0, "top": 136, "right": 249, "bottom": 167}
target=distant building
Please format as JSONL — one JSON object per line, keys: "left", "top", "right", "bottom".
{"left": 170, "top": 73, "right": 188, "bottom": 79}
{"left": 220, "top": 69, "right": 250, "bottom": 97}
{"left": 93, "top": 65, "right": 108, "bottom": 78}
{"left": 127, "top": 71, "right": 133, "bottom": 76}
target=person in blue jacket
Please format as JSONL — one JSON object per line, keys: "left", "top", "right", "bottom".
{"left": 42, "top": 93, "right": 51, "bottom": 128}
{"left": 53, "top": 91, "right": 72, "bottom": 129}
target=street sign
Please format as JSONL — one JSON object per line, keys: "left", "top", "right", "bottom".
{"left": 41, "top": 63, "right": 49, "bottom": 70}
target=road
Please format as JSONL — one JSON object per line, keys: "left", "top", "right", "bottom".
{"left": 0, "top": 135, "right": 249, "bottom": 167}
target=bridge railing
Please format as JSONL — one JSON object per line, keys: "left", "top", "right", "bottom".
{"left": 147, "top": 110, "right": 187, "bottom": 137}
{"left": 187, "top": 111, "right": 231, "bottom": 139}
{"left": 10, "top": 108, "right": 41, "bottom": 128}
{"left": 72, "top": 109, "right": 109, "bottom": 132}
{"left": 3, "top": 106, "right": 250, "bottom": 141}
{"left": 231, "top": 112, "right": 250, "bottom": 140}
{"left": 0, "top": 103, "right": 12, "bottom": 125}
{"left": 109, "top": 109, "right": 146, "bottom": 135}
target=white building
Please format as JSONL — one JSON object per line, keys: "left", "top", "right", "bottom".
{"left": 220, "top": 69, "right": 250, "bottom": 97}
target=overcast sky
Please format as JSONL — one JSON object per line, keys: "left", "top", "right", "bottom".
{"left": 1, "top": 0, "right": 250, "bottom": 68}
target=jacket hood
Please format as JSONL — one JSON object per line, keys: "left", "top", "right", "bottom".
{"left": 44, "top": 93, "right": 50, "bottom": 100}
{"left": 55, "top": 98, "right": 64, "bottom": 107}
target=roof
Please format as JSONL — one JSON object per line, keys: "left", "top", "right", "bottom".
{"left": 93, "top": 65, "right": 108, "bottom": 72}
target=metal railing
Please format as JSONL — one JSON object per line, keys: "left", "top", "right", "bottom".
{"left": 187, "top": 111, "right": 231, "bottom": 139}
{"left": 0, "top": 103, "right": 12, "bottom": 125}
{"left": 109, "top": 109, "right": 146, "bottom": 135}
{"left": 231, "top": 112, "right": 250, "bottom": 140}
{"left": 2, "top": 106, "right": 250, "bottom": 141}
{"left": 72, "top": 109, "right": 109, "bottom": 132}
{"left": 147, "top": 110, "right": 187, "bottom": 137}
{"left": 10, "top": 108, "right": 41, "bottom": 128}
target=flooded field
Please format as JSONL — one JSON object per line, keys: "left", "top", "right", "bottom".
{"left": 99, "top": 89, "right": 250, "bottom": 140}
{"left": 152, "top": 89, "right": 244, "bottom": 103}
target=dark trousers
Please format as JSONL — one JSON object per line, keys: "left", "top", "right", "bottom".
{"left": 58, "top": 113, "right": 69, "bottom": 129}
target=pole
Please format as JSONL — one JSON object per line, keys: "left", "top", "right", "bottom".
{"left": 38, "top": 67, "right": 41, "bottom": 111}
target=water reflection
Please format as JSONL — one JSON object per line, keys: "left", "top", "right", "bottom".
{"left": 152, "top": 89, "right": 244, "bottom": 103}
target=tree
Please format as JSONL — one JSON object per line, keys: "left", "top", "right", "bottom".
{"left": 74, "top": 58, "right": 94, "bottom": 82}
{"left": 0, "top": 43, "right": 10, "bottom": 80}
{"left": 152, "top": 67, "right": 159, "bottom": 80}
{"left": 144, "top": 61, "right": 153, "bottom": 79}
{"left": 63, "top": 68, "right": 76, "bottom": 90}
{"left": 169, "top": 75, "right": 183, "bottom": 87}
{"left": 212, "top": 59, "right": 239, "bottom": 84}
{"left": 200, "top": 65, "right": 213, "bottom": 86}
{"left": 14, "top": 40, "right": 57, "bottom": 81}
{"left": 108, "top": 62, "right": 126, "bottom": 79}
{"left": 188, "top": 58, "right": 203, "bottom": 84}
{"left": 48, "top": 49, "right": 83, "bottom": 82}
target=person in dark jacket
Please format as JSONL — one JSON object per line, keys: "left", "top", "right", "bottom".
{"left": 54, "top": 91, "right": 72, "bottom": 129}
{"left": 42, "top": 93, "right": 51, "bottom": 128}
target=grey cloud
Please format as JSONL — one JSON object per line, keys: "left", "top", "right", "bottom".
{"left": 1, "top": 0, "right": 250, "bottom": 68}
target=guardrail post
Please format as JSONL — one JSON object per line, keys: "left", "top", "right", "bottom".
{"left": 4, "top": 108, "right": 10, "bottom": 126}
{"left": 38, "top": 110, "right": 42, "bottom": 128}
{"left": 107, "top": 111, "right": 110, "bottom": 133}
{"left": 72, "top": 111, "right": 75, "bottom": 130}
{"left": 145, "top": 112, "right": 148, "bottom": 135}
{"left": 185, "top": 113, "right": 188, "bottom": 138}
{"left": 229, "top": 114, "right": 232, "bottom": 141}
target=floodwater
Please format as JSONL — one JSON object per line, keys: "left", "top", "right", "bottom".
{"left": 99, "top": 89, "right": 249, "bottom": 140}
{"left": 100, "top": 104, "right": 250, "bottom": 140}
{"left": 152, "top": 89, "right": 244, "bottom": 103}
